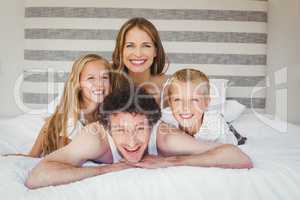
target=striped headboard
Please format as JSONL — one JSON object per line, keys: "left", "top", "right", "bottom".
{"left": 22, "top": 0, "right": 267, "bottom": 111}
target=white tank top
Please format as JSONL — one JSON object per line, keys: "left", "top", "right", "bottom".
{"left": 106, "top": 121, "right": 161, "bottom": 163}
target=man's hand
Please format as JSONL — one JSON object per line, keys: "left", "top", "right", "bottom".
{"left": 102, "top": 161, "right": 135, "bottom": 172}
{"left": 127, "top": 155, "right": 176, "bottom": 169}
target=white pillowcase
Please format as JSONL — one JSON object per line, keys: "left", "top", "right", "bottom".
{"left": 207, "top": 79, "right": 228, "bottom": 114}
{"left": 223, "top": 100, "right": 246, "bottom": 123}
{"left": 30, "top": 94, "right": 61, "bottom": 118}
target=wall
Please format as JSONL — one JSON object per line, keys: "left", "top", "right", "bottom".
{"left": 0, "top": 0, "right": 24, "bottom": 117}
{"left": 23, "top": 0, "right": 267, "bottom": 111}
{"left": 1, "top": 0, "right": 299, "bottom": 125}
{"left": 266, "top": 0, "right": 300, "bottom": 125}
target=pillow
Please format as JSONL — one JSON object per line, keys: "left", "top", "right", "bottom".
{"left": 47, "top": 95, "right": 62, "bottom": 114}
{"left": 31, "top": 94, "right": 62, "bottom": 118}
{"left": 0, "top": 114, "right": 45, "bottom": 153}
{"left": 223, "top": 100, "right": 246, "bottom": 123}
{"left": 207, "top": 79, "right": 228, "bottom": 114}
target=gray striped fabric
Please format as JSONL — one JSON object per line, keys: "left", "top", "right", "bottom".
{"left": 25, "top": 7, "right": 267, "bottom": 22}
{"left": 23, "top": 0, "right": 268, "bottom": 109}
{"left": 25, "top": 29, "right": 267, "bottom": 43}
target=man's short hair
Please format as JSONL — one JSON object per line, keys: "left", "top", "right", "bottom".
{"left": 99, "top": 86, "right": 161, "bottom": 129}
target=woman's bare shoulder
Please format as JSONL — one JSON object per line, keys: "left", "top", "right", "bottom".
{"left": 151, "top": 74, "right": 168, "bottom": 84}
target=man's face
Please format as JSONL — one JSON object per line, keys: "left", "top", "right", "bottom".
{"left": 110, "top": 112, "right": 151, "bottom": 163}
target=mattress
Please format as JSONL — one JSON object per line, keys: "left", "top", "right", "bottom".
{"left": 0, "top": 113, "right": 300, "bottom": 200}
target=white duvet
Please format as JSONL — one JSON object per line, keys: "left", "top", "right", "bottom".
{"left": 0, "top": 113, "right": 300, "bottom": 200}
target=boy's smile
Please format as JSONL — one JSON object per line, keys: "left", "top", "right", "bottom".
{"left": 179, "top": 113, "right": 194, "bottom": 119}
{"left": 169, "top": 80, "right": 210, "bottom": 134}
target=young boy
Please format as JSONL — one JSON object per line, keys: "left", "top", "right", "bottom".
{"left": 162, "top": 68, "right": 237, "bottom": 145}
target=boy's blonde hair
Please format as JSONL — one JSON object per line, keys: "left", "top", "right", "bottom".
{"left": 168, "top": 68, "right": 210, "bottom": 97}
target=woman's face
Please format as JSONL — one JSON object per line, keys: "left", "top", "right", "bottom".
{"left": 123, "top": 27, "right": 157, "bottom": 74}
{"left": 79, "top": 60, "right": 110, "bottom": 106}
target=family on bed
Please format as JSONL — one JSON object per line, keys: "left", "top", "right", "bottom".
{"left": 7, "top": 17, "right": 253, "bottom": 189}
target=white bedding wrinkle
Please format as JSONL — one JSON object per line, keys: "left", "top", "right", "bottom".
{"left": 0, "top": 114, "right": 45, "bottom": 154}
{"left": 1, "top": 113, "right": 300, "bottom": 200}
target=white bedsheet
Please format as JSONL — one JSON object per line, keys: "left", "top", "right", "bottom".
{"left": 0, "top": 113, "right": 300, "bottom": 200}
{"left": 0, "top": 114, "right": 44, "bottom": 154}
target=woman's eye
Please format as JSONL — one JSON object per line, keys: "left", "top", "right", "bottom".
{"left": 192, "top": 98, "right": 199, "bottom": 102}
{"left": 173, "top": 98, "right": 180, "bottom": 102}
{"left": 87, "top": 77, "right": 94, "bottom": 80}
{"left": 125, "top": 44, "right": 134, "bottom": 48}
{"left": 143, "top": 43, "right": 153, "bottom": 48}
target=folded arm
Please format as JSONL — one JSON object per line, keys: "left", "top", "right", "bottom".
{"left": 25, "top": 123, "right": 131, "bottom": 189}
{"left": 26, "top": 156, "right": 131, "bottom": 189}
{"left": 136, "top": 122, "right": 252, "bottom": 169}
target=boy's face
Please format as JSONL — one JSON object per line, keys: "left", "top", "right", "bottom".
{"left": 110, "top": 112, "right": 151, "bottom": 163}
{"left": 169, "top": 80, "right": 210, "bottom": 130}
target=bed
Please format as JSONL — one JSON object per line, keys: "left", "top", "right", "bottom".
{"left": 0, "top": 112, "right": 300, "bottom": 200}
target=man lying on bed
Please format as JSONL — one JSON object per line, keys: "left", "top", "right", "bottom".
{"left": 25, "top": 86, "right": 252, "bottom": 189}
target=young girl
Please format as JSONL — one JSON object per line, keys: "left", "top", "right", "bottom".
{"left": 11, "top": 54, "right": 111, "bottom": 157}
{"left": 111, "top": 17, "right": 169, "bottom": 104}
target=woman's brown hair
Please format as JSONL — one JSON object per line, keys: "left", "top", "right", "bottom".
{"left": 112, "top": 17, "right": 168, "bottom": 89}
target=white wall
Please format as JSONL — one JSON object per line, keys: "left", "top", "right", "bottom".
{"left": 1, "top": 0, "right": 299, "bottom": 125}
{"left": 0, "top": 0, "right": 24, "bottom": 117}
{"left": 266, "top": 0, "right": 300, "bottom": 125}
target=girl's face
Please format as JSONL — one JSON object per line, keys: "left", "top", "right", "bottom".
{"left": 123, "top": 27, "right": 157, "bottom": 74}
{"left": 79, "top": 60, "right": 110, "bottom": 106}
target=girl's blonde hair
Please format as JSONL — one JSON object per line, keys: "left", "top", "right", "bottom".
{"left": 112, "top": 17, "right": 168, "bottom": 89}
{"left": 42, "top": 54, "right": 110, "bottom": 156}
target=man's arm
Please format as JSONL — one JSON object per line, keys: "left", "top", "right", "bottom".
{"left": 25, "top": 123, "right": 131, "bottom": 189}
{"left": 134, "top": 123, "right": 252, "bottom": 169}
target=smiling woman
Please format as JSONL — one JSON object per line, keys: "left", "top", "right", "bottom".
{"left": 112, "top": 17, "right": 169, "bottom": 104}
{"left": 123, "top": 27, "right": 157, "bottom": 75}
